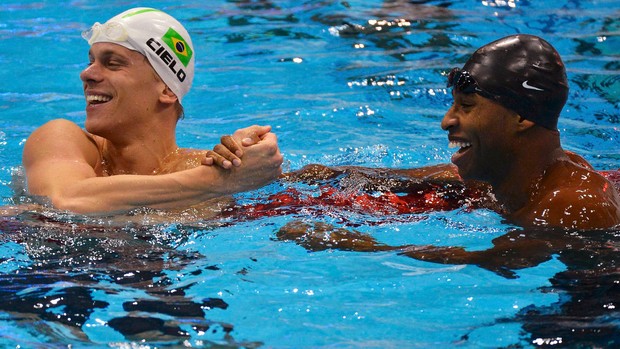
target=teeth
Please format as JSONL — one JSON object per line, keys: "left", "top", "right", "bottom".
{"left": 449, "top": 141, "right": 472, "bottom": 149}
{"left": 86, "top": 95, "right": 111, "bottom": 103}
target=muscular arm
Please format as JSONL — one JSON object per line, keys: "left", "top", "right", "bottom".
{"left": 280, "top": 151, "right": 588, "bottom": 193}
{"left": 283, "top": 163, "right": 461, "bottom": 183}
{"left": 278, "top": 163, "right": 500, "bottom": 205}
{"left": 23, "top": 119, "right": 282, "bottom": 214}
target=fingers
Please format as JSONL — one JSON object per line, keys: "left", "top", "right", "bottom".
{"left": 220, "top": 135, "right": 243, "bottom": 158}
{"left": 215, "top": 143, "right": 242, "bottom": 167}
{"left": 204, "top": 125, "right": 279, "bottom": 170}
{"left": 233, "top": 125, "right": 272, "bottom": 146}
{"left": 203, "top": 150, "right": 229, "bottom": 169}
{"left": 238, "top": 125, "right": 271, "bottom": 137}
{"left": 203, "top": 148, "right": 240, "bottom": 169}
{"left": 203, "top": 135, "right": 243, "bottom": 169}
{"left": 241, "top": 136, "right": 259, "bottom": 147}
{"left": 201, "top": 156, "right": 214, "bottom": 166}
{"left": 254, "top": 131, "right": 278, "bottom": 147}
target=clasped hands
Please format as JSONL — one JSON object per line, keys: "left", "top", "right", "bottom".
{"left": 202, "top": 125, "right": 283, "bottom": 184}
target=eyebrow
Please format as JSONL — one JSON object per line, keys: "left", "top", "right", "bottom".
{"left": 452, "top": 88, "right": 477, "bottom": 97}
{"left": 452, "top": 90, "right": 479, "bottom": 103}
{"left": 89, "top": 48, "right": 127, "bottom": 58}
{"left": 90, "top": 49, "right": 151, "bottom": 66}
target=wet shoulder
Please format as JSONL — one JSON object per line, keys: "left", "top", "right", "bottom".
{"left": 24, "top": 119, "right": 101, "bottom": 169}
{"left": 530, "top": 161, "right": 620, "bottom": 229}
{"left": 564, "top": 150, "right": 594, "bottom": 169}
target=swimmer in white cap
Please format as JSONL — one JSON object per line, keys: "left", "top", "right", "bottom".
{"left": 22, "top": 8, "right": 283, "bottom": 214}
{"left": 83, "top": 8, "right": 194, "bottom": 106}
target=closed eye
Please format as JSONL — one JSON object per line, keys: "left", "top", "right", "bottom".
{"left": 88, "top": 50, "right": 131, "bottom": 70}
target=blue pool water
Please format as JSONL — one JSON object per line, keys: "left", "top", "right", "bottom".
{"left": 0, "top": 0, "right": 619, "bottom": 347}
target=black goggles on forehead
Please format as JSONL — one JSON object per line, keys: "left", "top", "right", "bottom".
{"left": 446, "top": 68, "right": 495, "bottom": 99}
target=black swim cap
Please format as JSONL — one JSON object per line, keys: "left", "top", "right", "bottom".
{"left": 447, "top": 34, "right": 568, "bottom": 130}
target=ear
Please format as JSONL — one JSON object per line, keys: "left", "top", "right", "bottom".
{"left": 516, "top": 115, "right": 536, "bottom": 132}
{"left": 159, "top": 85, "right": 178, "bottom": 105}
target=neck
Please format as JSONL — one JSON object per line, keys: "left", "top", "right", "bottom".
{"left": 491, "top": 131, "right": 565, "bottom": 213}
{"left": 97, "top": 105, "right": 180, "bottom": 175}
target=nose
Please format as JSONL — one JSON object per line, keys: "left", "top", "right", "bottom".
{"left": 80, "top": 62, "right": 102, "bottom": 84}
{"left": 441, "top": 104, "right": 458, "bottom": 131}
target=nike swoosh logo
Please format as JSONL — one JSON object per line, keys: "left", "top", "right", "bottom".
{"left": 522, "top": 80, "right": 544, "bottom": 91}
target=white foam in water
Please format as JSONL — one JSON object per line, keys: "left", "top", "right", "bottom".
{"left": 382, "top": 261, "right": 467, "bottom": 276}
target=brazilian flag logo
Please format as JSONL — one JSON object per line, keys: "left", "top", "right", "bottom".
{"left": 162, "top": 28, "right": 193, "bottom": 67}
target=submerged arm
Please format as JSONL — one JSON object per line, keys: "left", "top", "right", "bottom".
{"left": 276, "top": 220, "right": 400, "bottom": 252}
{"left": 277, "top": 221, "right": 567, "bottom": 278}
{"left": 399, "top": 232, "right": 558, "bottom": 279}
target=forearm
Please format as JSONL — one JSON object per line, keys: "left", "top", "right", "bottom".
{"left": 389, "top": 163, "right": 460, "bottom": 181}
{"left": 22, "top": 121, "right": 281, "bottom": 215}
{"left": 45, "top": 166, "right": 229, "bottom": 214}
{"left": 401, "top": 239, "right": 555, "bottom": 279}
{"left": 284, "top": 163, "right": 463, "bottom": 192}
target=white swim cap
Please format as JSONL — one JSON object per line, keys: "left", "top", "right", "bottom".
{"left": 82, "top": 8, "right": 194, "bottom": 103}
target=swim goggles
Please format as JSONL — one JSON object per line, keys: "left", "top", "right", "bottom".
{"left": 446, "top": 68, "right": 496, "bottom": 100}
{"left": 82, "top": 21, "right": 129, "bottom": 45}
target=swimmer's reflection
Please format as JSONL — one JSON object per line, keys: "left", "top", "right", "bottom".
{"left": 276, "top": 221, "right": 620, "bottom": 347}
{"left": 0, "top": 209, "right": 256, "bottom": 347}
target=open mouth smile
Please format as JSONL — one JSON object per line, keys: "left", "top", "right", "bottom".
{"left": 448, "top": 139, "right": 473, "bottom": 168}
{"left": 86, "top": 94, "right": 112, "bottom": 105}
{"left": 448, "top": 140, "right": 472, "bottom": 152}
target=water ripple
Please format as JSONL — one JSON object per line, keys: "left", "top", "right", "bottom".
{"left": 0, "top": 92, "right": 82, "bottom": 103}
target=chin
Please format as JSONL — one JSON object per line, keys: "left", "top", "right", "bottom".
{"left": 84, "top": 119, "right": 95, "bottom": 132}
{"left": 456, "top": 166, "right": 470, "bottom": 180}
{"left": 84, "top": 120, "right": 103, "bottom": 136}
{"left": 456, "top": 166, "right": 485, "bottom": 183}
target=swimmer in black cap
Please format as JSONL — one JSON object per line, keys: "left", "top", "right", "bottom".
{"left": 211, "top": 34, "right": 620, "bottom": 230}
{"left": 447, "top": 34, "right": 568, "bottom": 131}
{"left": 439, "top": 34, "right": 619, "bottom": 228}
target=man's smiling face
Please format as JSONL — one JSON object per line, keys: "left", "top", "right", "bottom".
{"left": 441, "top": 91, "right": 520, "bottom": 184}
{"left": 80, "top": 42, "right": 166, "bottom": 140}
